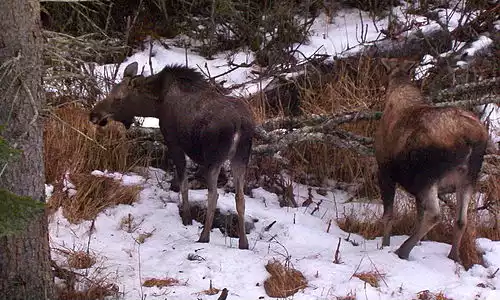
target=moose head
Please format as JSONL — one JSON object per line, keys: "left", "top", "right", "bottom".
{"left": 89, "top": 62, "right": 153, "bottom": 129}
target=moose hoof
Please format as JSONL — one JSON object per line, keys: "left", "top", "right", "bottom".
{"left": 181, "top": 216, "right": 193, "bottom": 226}
{"left": 238, "top": 240, "right": 249, "bottom": 250}
{"left": 180, "top": 209, "right": 193, "bottom": 226}
{"left": 394, "top": 248, "right": 410, "bottom": 260}
{"left": 447, "top": 252, "right": 461, "bottom": 263}
{"left": 197, "top": 236, "right": 210, "bottom": 243}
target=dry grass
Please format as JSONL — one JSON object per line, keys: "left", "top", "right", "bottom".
{"left": 353, "top": 271, "right": 385, "bottom": 288}
{"left": 53, "top": 249, "right": 120, "bottom": 300}
{"left": 44, "top": 102, "right": 150, "bottom": 184}
{"left": 290, "top": 56, "right": 385, "bottom": 196}
{"left": 249, "top": 56, "right": 386, "bottom": 197}
{"left": 477, "top": 173, "right": 500, "bottom": 240}
{"left": 48, "top": 173, "right": 141, "bottom": 223}
{"left": 336, "top": 293, "right": 357, "bottom": 300}
{"left": 142, "top": 278, "right": 181, "bottom": 288}
{"left": 263, "top": 260, "right": 307, "bottom": 298}
{"left": 416, "top": 290, "right": 453, "bottom": 300}
{"left": 67, "top": 251, "right": 97, "bottom": 269}
{"left": 199, "top": 286, "right": 220, "bottom": 296}
{"left": 56, "top": 283, "right": 119, "bottom": 300}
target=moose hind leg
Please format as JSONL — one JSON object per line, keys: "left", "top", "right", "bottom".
{"left": 171, "top": 147, "right": 191, "bottom": 225}
{"left": 448, "top": 184, "right": 472, "bottom": 262}
{"left": 198, "top": 164, "right": 222, "bottom": 244}
{"left": 231, "top": 160, "right": 249, "bottom": 249}
{"left": 378, "top": 169, "right": 396, "bottom": 247}
{"left": 395, "top": 184, "right": 441, "bottom": 259}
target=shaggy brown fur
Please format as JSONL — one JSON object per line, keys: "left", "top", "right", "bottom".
{"left": 375, "top": 58, "right": 488, "bottom": 263}
{"left": 89, "top": 62, "right": 255, "bottom": 249}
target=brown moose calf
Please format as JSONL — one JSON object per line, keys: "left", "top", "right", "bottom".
{"left": 375, "top": 58, "right": 488, "bottom": 263}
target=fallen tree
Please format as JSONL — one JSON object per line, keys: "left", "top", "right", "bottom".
{"left": 128, "top": 88, "right": 500, "bottom": 160}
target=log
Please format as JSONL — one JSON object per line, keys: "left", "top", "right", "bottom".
{"left": 127, "top": 91, "right": 499, "bottom": 161}
{"left": 364, "top": 24, "right": 453, "bottom": 59}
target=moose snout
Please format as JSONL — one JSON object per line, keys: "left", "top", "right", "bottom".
{"left": 89, "top": 112, "right": 108, "bottom": 126}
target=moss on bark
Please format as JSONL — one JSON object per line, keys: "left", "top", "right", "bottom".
{"left": 0, "top": 189, "right": 45, "bottom": 237}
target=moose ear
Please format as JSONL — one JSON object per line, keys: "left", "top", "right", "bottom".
{"left": 129, "top": 76, "right": 145, "bottom": 88}
{"left": 123, "top": 62, "right": 139, "bottom": 78}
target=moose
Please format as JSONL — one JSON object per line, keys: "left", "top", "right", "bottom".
{"left": 375, "top": 58, "right": 488, "bottom": 262}
{"left": 89, "top": 62, "right": 255, "bottom": 249}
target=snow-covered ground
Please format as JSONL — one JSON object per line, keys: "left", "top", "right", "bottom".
{"left": 49, "top": 168, "right": 500, "bottom": 300}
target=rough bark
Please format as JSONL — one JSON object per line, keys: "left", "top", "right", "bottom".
{"left": 0, "top": 0, "right": 55, "bottom": 299}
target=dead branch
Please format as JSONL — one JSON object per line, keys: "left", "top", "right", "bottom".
{"left": 253, "top": 130, "right": 373, "bottom": 156}
{"left": 260, "top": 110, "right": 383, "bottom": 132}
{"left": 435, "top": 94, "right": 500, "bottom": 108}
{"left": 433, "top": 77, "right": 500, "bottom": 103}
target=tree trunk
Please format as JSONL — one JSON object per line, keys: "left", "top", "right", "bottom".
{"left": 0, "top": 0, "right": 54, "bottom": 299}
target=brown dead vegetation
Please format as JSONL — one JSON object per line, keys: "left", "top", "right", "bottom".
{"left": 44, "top": 102, "right": 150, "bottom": 184}
{"left": 416, "top": 290, "right": 453, "bottom": 300}
{"left": 249, "top": 56, "right": 386, "bottom": 197}
{"left": 353, "top": 271, "right": 385, "bottom": 288}
{"left": 142, "top": 277, "right": 181, "bottom": 288}
{"left": 263, "top": 260, "right": 307, "bottom": 298}
{"left": 337, "top": 294, "right": 357, "bottom": 300}
{"left": 67, "top": 251, "right": 97, "bottom": 270}
{"left": 56, "top": 283, "right": 119, "bottom": 300}
{"left": 52, "top": 251, "right": 120, "bottom": 300}
{"left": 48, "top": 173, "right": 141, "bottom": 223}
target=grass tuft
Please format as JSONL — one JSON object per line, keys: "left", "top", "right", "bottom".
{"left": 353, "top": 271, "right": 384, "bottom": 288}
{"left": 67, "top": 251, "right": 97, "bottom": 269}
{"left": 416, "top": 290, "right": 453, "bottom": 300}
{"left": 142, "top": 278, "right": 181, "bottom": 288}
{"left": 48, "top": 173, "right": 141, "bottom": 223}
{"left": 44, "top": 102, "right": 150, "bottom": 184}
{"left": 263, "top": 259, "right": 307, "bottom": 298}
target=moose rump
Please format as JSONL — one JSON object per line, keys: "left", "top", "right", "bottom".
{"left": 375, "top": 58, "right": 488, "bottom": 263}
{"left": 89, "top": 62, "right": 255, "bottom": 249}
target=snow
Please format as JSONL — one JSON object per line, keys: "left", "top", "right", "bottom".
{"left": 293, "top": 11, "right": 387, "bottom": 59}
{"left": 457, "top": 35, "right": 494, "bottom": 67}
{"left": 49, "top": 168, "right": 500, "bottom": 300}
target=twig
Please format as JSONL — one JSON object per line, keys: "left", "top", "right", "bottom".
{"left": 489, "top": 268, "right": 499, "bottom": 279}
{"left": 334, "top": 237, "right": 341, "bottom": 264}
{"left": 264, "top": 221, "right": 277, "bottom": 232}
{"left": 148, "top": 39, "right": 154, "bottom": 75}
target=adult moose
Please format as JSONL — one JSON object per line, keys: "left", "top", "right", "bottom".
{"left": 375, "top": 58, "right": 488, "bottom": 263}
{"left": 89, "top": 62, "right": 255, "bottom": 249}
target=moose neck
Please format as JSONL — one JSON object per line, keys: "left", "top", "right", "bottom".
{"left": 384, "top": 74, "right": 425, "bottom": 114}
{"left": 133, "top": 95, "right": 160, "bottom": 118}
{"left": 130, "top": 74, "right": 164, "bottom": 118}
